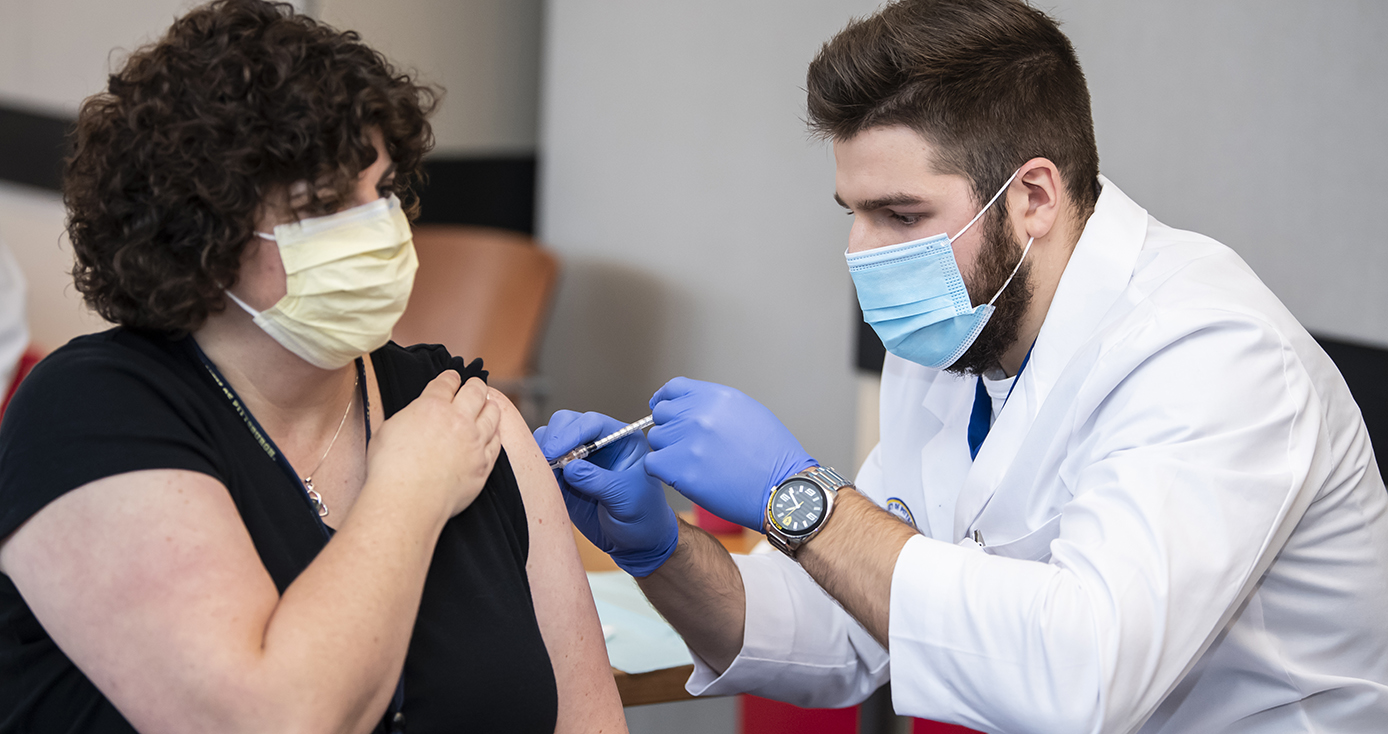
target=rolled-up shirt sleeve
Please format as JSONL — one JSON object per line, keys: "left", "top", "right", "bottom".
{"left": 685, "top": 550, "right": 890, "bottom": 707}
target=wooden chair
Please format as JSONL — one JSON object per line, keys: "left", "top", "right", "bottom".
{"left": 391, "top": 225, "right": 560, "bottom": 425}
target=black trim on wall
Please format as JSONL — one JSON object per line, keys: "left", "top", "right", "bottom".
{"left": 0, "top": 105, "right": 71, "bottom": 192}
{"left": 855, "top": 314, "right": 886, "bottom": 374}
{"left": 0, "top": 102, "right": 537, "bottom": 234}
{"left": 415, "top": 156, "right": 536, "bottom": 234}
{"left": 1316, "top": 335, "right": 1388, "bottom": 480}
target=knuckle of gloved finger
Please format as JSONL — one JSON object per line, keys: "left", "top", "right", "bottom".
{"left": 694, "top": 413, "right": 721, "bottom": 432}
{"left": 548, "top": 409, "right": 581, "bottom": 425}
{"left": 645, "top": 426, "right": 672, "bottom": 450}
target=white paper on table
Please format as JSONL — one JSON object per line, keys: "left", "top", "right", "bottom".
{"left": 587, "top": 571, "right": 694, "bottom": 675}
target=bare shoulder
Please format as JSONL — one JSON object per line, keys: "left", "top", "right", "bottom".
{"left": 489, "top": 391, "right": 551, "bottom": 482}
{"left": 486, "top": 388, "right": 526, "bottom": 437}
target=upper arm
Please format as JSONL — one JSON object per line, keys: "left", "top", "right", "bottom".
{"left": 0, "top": 469, "right": 284, "bottom": 733}
{"left": 491, "top": 390, "right": 626, "bottom": 732}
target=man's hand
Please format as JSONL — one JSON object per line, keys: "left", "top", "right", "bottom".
{"left": 645, "top": 377, "right": 817, "bottom": 530}
{"left": 534, "top": 411, "right": 677, "bottom": 577}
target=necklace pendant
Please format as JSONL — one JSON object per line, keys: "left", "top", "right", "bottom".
{"left": 303, "top": 478, "right": 330, "bottom": 517}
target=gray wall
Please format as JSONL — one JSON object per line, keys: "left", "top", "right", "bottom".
{"left": 317, "top": 0, "right": 543, "bottom": 156}
{"left": 537, "top": 0, "right": 1388, "bottom": 503}
{"left": 1052, "top": 0, "right": 1388, "bottom": 346}
{"left": 538, "top": 0, "right": 885, "bottom": 476}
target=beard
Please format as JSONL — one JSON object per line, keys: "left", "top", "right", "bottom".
{"left": 944, "top": 212, "right": 1034, "bottom": 377}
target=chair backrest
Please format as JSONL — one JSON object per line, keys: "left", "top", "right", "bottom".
{"left": 392, "top": 225, "right": 560, "bottom": 382}
{"left": 1316, "top": 335, "right": 1388, "bottom": 483}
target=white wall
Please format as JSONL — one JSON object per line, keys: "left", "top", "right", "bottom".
{"left": 0, "top": 0, "right": 192, "bottom": 347}
{"left": 0, "top": 0, "right": 190, "bottom": 117}
{"left": 0, "top": 0, "right": 541, "bottom": 152}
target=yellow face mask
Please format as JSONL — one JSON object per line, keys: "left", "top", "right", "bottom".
{"left": 227, "top": 194, "right": 418, "bottom": 369}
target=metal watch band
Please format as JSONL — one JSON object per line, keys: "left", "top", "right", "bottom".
{"left": 764, "top": 466, "right": 853, "bottom": 558}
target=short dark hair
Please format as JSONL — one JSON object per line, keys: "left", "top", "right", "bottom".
{"left": 807, "top": 0, "right": 1100, "bottom": 219}
{"left": 65, "top": 0, "right": 439, "bottom": 334}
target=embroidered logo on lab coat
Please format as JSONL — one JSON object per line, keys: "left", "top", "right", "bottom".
{"left": 885, "top": 498, "right": 917, "bottom": 529}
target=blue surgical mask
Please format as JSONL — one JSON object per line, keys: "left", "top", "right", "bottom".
{"left": 846, "top": 168, "right": 1033, "bottom": 370}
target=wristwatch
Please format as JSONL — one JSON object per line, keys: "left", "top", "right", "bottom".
{"left": 763, "top": 466, "right": 853, "bottom": 558}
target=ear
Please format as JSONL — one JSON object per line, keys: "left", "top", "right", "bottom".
{"left": 1009, "top": 158, "right": 1063, "bottom": 242}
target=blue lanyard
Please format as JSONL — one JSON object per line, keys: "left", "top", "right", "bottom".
{"left": 966, "top": 345, "right": 1033, "bottom": 461}
{"left": 191, "top": 341, "right": 369, "bottom": 538}
{"left": 190, "top": 342, "right": 405, "bottom": 728}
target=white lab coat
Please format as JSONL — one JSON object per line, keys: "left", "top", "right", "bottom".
{"left": 686, "top": 179, "right": 1388, "bottom": 733}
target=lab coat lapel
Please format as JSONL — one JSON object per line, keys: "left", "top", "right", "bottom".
{"left": 915, "top": 368, "right": 974, "bottom": 541}
{"left": 880, "top": 354, "right": 973, "bottom": 540}
{"left": 952, "top": 177, "right": 1150, "bottom": 542}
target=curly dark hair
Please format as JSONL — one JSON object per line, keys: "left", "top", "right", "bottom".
{"left": 65, "top": 0, "right": 438, "bottom": 334}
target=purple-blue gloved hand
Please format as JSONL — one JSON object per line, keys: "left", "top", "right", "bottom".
{"left": 644, "top": 377, "right": 817, "bottom": 531}
{"left": 534, "top": 410, "right": 677, "bottom": 577}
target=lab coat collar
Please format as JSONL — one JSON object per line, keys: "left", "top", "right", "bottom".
{"left": 950, "top": 176, "right": 1149, "bottom": 541}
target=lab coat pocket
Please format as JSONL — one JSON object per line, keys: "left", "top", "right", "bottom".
{"left": 981, "top": 514, "right": 1062, "bottom": 562}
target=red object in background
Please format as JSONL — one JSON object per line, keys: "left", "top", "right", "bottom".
{"left": 740, "top": 695, "right": 982, "bottom": 734}
{"left": 0, "top": 345, "right": 43, "bottom": 420}
{"left": 913, "top": 719, "right": 981, "bottom": 733}
{"left": 694, "top": 503, "right": 744, "bottom": 535}
{"left": 740, "top": 696, "right": 857, "bottom": 734}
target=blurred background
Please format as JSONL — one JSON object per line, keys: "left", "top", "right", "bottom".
{"left": 2, "top": 1, "right": 1385, "bottom": 732}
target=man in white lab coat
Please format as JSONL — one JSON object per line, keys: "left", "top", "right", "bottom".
{"left": 537, "top": 0, "right": 1388, "bottom": 731}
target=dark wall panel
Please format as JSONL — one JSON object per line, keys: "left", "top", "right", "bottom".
{"left": 0, "top": 102, "right": 537, "bottom": 235}
{"left": 0, "top": 105, "right": 71, "bottom": 192}
{"left": 1317, "top": 336, "right": 1388, "bottom": 481}
{"left": 415, "top": 156, "right": 536, "bottom": 234}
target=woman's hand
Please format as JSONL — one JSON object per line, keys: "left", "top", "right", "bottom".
{"left": 367, "top": 372, "right": 502, "bottom": 518}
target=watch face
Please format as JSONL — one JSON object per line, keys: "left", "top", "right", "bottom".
{"left": 769, "top": 479, "right": 826, "bottom": 537}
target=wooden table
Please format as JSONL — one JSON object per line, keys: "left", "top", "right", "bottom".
{"left": 581, "top": 524, "right": 910, "bottom": 734}
{"left": 577, "top": 521, "right": 763, "bottom": 707}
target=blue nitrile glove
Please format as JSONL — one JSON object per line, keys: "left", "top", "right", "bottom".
{"left": 644, "top": 377, "right": 817, "bottom": 531}
{"left": 534, "top": 410, "right": 678, "bottom": 577}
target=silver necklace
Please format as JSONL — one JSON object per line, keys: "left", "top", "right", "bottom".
{"left": 302, "top": 375, "right": 358, "bottom": 518}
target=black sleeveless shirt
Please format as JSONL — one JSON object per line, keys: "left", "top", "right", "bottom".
{"left": 0, "top": 329, "right": 558, "bottom": 733}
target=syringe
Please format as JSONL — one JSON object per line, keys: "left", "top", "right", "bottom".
{"left": 548, "top": 414, "right": 655, "bottom": 470}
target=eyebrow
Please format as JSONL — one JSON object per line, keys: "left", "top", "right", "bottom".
{"left": 833, "top": 192, "right": 927, "bottom": 211}
{"left": 377, "top": 162, "right": 398, "bottom": 187}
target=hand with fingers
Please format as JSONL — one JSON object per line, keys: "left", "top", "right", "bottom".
{"left": 534, "top": 411, "right": 677, "bottom": 577}
{"left": 368, "top": 372, "right": 503, "bottom": 519}
{"left": 645, "top": 377, "right": 817, "bottom": 531}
